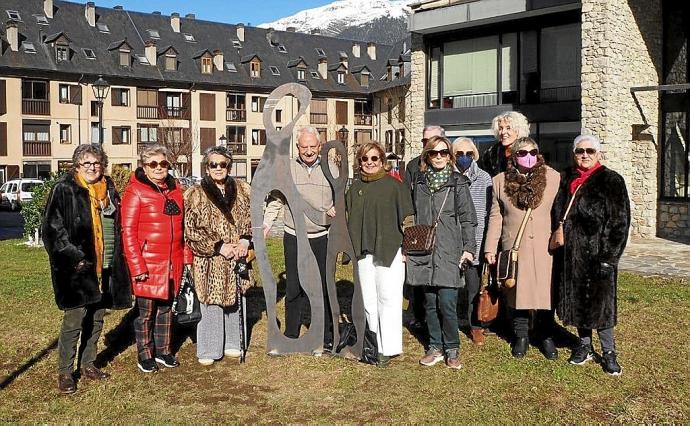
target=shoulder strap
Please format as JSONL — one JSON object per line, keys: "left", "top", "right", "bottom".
{"left": 432, "top": 188, "right": 451, "bottom": 228}
{"left": 512, "top": 208, "right": 532, "bottom": 251}
{"left": 560, "top": 184, "right": 582, "bottom": 223}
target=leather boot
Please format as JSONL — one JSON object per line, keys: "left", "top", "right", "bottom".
{"left": 540, "top": 337, "right": 558, "bottom": 360}
{"left": 57, "top": 373, "right": 76, "bottom": 394}
{"left": 511, "top": 337, "right": 529, "bottom": 358}
{"left": 81, "top": 366, "right": 111, "bottom": 380}
{"left": 470, "top": 329, "right": 485, "bottom": 346}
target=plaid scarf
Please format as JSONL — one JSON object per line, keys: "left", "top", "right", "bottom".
{"left": 426, "top": 165, "right": 452, "bottom": 193}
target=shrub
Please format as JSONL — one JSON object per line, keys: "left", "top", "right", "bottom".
{"left": 21, "top": 173, "right": 60, "bottom": 241}
{"left": 110, "top": 165, "right": 133, "bottom": 195}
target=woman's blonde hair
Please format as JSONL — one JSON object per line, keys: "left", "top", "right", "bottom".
{"left": 451, "top": 137, "right": 480, "bottom": 162}
{"left": 491, "top": 111, "right": 530, "bottom": 140}
{"left": 420, "top": 136, "right": 455, "bottom": 172}
{"left": 356, "top": 142, "right": 390, "bottom": 172}
{"left": 139, "top": 144, "right": 170, "bottom": 165}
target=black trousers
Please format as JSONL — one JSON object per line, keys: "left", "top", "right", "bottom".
{"left": 463, "top": 265, "right": 483, "bottom": 329}
{"left": 283, "top": 233, "right": 333, "bottom": 344}
{"left": 512, "top": 308, "right": 555, "bottom": 340}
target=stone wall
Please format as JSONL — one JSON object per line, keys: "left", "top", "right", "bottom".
{"left": 580, "top": 0, "right": 662, "bottom": 238}
{"left": 658, "top": 201, "right": 690, "bottom": 242}
{"left": 408, "top": 32, "right": 426, "bottom": 162}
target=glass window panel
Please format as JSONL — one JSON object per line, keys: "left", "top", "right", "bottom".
{"left": 520, "top": 30, "right": 539, "bottom": 103}
{"left": 662, "top": 112, "right": 688, "bottom": 198}
{"left": 443, "top": 36, "right": 498, "bottom": 97}
{"left": 540, "top": 24, "right": 581, "bottom": 90}
{"left": 501, "top": 32, "right": 517, "bottom": 92}
{"left": 429, "top": 46, "right": 440, "bottom": 109}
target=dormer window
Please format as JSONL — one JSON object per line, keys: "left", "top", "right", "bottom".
{"left": 315, "top": 48, "right": 326, "bottom": 57}
{"left": 297, "top": 69, "right": 305, "bottom": 81}
{"left": 136, "top": 54, "right": 149, "bottom": 65}
{"left": 183, "top": 33, "right": 195, "bottom": 42}
{"left": 232, "top": 40, "right": 242, "bottom": 48}
{"left": 361, "top": 72, "right": 369, "bottom": 88}
{"left": 56, "top": 45, "right": 69, "bottom": 62}
{"left": 97, "top": 23, "right": 110, "bottom": 33}
{"left": 226, "top": 62, "right": 237, "bottom": 72}
{"left": 165, "top": 53, "right": 177, "bottom": 71}
{"left": 311, "top": 71, "right": 320, "bottom": 79}
{"left": 120, "top": 49, "right": 131, "bottom": 67}
{"left": 250, "top": 60, "right": 261, "bottom": 78}
{"left": 278, "top": 45, "right": 287, "bottom": 54}
{"left": 6, "top": 10, "right": 21, "bottom": 21}
{"left": 270, "top": 66, "right": 280, "bottom": 76}
{"left": 201, "top": 57, "right": 213, "bottom": 74}
{"left": 83, "top": 48, "right": 96, "bottom": 60}
{"left": 23, "top": 42, "right": 36, "bottom": 54}
{"left": 147, "top": 29, "right": 160, "bottom": 39}
{"left": 337, "top": 71, "right": 345, "bottom": 85}
{"left": 35, "top": 15, "right": 49, "bottom": 25}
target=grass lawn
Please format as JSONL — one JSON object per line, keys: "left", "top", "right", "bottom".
{"left": 0, "top": 238, "right": 688, "bottom": 423}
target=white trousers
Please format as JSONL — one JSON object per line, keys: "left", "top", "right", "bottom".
{"left": 357, "top": 249, "right": 405, "bottom": 356}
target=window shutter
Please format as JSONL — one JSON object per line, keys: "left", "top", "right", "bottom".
{"left": 112, "top": 127, "right": 121, "bottom": 145}
{"left": 200, "top": 93, "right": 215, "bottom": 121}
{"left": 111, "top": 88, "right": 119, "bottom": 106}
{"left": 0, "top": 80, "right": 6, "bottom": 115}
{"left": 0, "top": 122, "right": 7, "bottom": 156}
{"left": 200, "top": 127, "right": 215, "bottom": 153}
{"left": 182, "top": 93, "right": 191, "bottom": 119}
{"left": 70, "top": 85, "right": 82, "bottom": 105}
{"left": 336, "top": 101, "right": 348, "bottom": 125}
{"left": 7, "top": 165, "right": 19, "bottom": 180}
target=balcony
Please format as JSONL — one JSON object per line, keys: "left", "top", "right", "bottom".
{"left": 310, "top": 112, "right": 328, "bottom": 125}
{"left": 160, "top": 106, "right": 189, "bottom": 120}
{"left": 355, "top": 114, "right": 372, "bottom": 126}
{"left": 226, "top": 109, "right": 246, "bottom": 122}
{"left": 22, "top": 99, "right": 50, "bottom": 116}
{"left": 23, "top": 141, "right": 51, "bottom": 157}
{"left": 137, "top": 106, "right": 159, "bottom": 119}
{"left": 227, "top": 142, "right": 247, "bottom": 155}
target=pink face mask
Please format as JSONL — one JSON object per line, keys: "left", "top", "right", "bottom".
{"left": 516, "top": 154, "right": 538, "bottom": 169}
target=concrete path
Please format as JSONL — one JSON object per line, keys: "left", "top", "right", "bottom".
{"left": 619, "top": 237, "right": 690, "bottom": 278}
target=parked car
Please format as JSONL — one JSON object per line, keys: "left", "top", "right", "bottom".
{"left": 0, "top": 179, "right": 43, "bottom": 211}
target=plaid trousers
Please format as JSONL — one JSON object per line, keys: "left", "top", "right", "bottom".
{"left": 134, "top": 296, "right": 173, "bottom": 360}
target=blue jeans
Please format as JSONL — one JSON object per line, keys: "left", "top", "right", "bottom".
{"left": 424, "top": 287, "right": 459, "bottom": 351}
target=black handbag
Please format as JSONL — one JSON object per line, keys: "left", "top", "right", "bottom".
{"left": 336, "top": 319, "right": 378, "bottom": 365}
{"left": 172, "top": 266, "right": 201, "bottom": 325}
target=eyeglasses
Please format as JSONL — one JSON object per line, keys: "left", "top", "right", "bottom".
{"left": 574, "top": 147, "right": 597, "bottom": 155}
{"left": 145, "top": 160, "right": 170, "bottom": 169}
{"left": 360, "top": 155, "right": 380, "bottom": 163}
{"left": 79, "top": 161, "right": 102, "bottom": 169}
{"left": 455, "top": 151, "right": 475, "bottom": 158}
{"left": 428, "top": 149, "right": 450, "bottom": 158}
{"left": 208, "top": 161, "right": 228, "bottom": 169}
{"left": 516, "top": 149, "right": 539, "bottom": 157}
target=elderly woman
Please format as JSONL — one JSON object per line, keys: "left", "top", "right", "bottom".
{"left": 346, "top": 142, "right": 414, "bottom": 367}
{"left": 480, "top": 111, "right": 530, "bottom": 177}
{"left": 407, "top": 136, "right": 476, "bottom": 369}
{"left": 552, "top": 135, "right": 630, "bottom": 375}
{"left": 184, "top": 146, "right": 253, "bottom": 365}
{"left": 452, "top": 137, "right": 493, "bottom": 346}
{"left": 121, "top": 145, "right": 189, "bottom": 373}
{"left": 484, "top": 137, "right": 560, "bottom": 359}
{"left": 42, "top": 145, "right": 131, "bottom": 394}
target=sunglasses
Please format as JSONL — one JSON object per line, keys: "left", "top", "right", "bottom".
{"left": 145, "top": 160, "right": 170, "bottom": 169}
{"left": 80, "top": 161, "right": 102, "bottom": 169}
{"left": 455, "top": 151, "right": 475, "bottom": 158}
{"left": 516, "top": 149, "right": 539, "bottom": 157}
{"left": 208, "top": 161, "right": 228, "bottom": 169}
{"left": 574, "top": 147, "right": 597, "bottom": 155}
{"left": 360, "top": 155, "right": 380, "bottom": 163}
{"left": 428, "top": 149, "right": 450, "bottom": 158}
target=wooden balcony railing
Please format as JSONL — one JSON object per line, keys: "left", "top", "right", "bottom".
{"left": 160, "top": 106, "right": 189, "bottom": 120}
{"left": 23, "top": 141, "right": 51, "bottom": 156}
{"left": 226, "top": 109, "right": 246, "bottom": 122}
{"left": 310, "top": 112, "right": 328, "bottom": 125}
{"left": 22, "top": 99, "right": 50, "bottom": 115}
{"left": 355, "top": 114, "right": 372, "bottom": 126}
{"left": 227, "top": 142, "right": 247, "bottom": 155}
{"left": 137, "top": 106, "right": 159, "bottom": 119}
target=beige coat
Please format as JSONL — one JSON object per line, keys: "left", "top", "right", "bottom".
{"left": 484, "top": 166, "right": 560, "bottom": 310}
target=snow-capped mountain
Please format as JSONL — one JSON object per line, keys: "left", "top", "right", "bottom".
{"left": 259, "top": 0, "right": 410, "bottom": 44}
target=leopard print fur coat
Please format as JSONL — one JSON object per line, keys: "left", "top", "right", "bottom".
{"left": 184, "top": 176, "right": 253, "bottom": 307}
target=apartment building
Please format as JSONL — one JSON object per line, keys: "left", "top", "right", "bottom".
{"left": 0, "top": 0, "right": 410, "bottom": 182}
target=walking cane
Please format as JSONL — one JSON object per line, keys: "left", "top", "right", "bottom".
{"left": 234, "top": 258, "right": 249, "bottom": 363}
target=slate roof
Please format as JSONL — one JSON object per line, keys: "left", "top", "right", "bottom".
{"left": 0, "top": 0, "right": 410, "bottom": 96}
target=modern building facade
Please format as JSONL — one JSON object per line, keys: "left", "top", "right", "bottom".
{"left": 408, "top": 0, "right": 689, "bottom": 242}
{"left": 0, "top": 0, "right": 410, "bottom": 183}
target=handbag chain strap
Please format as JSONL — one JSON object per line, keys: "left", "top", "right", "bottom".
{"left": 560, "top": 184, "right": 582, "bottom": 224}
{"left": 431, "top": 188, "right": 452, "bottom": 229}
{"left": 512, "top": 207, "right": 533, "bottom": 251}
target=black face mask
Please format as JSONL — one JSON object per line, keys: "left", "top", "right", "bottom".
{"left": 163, "top": 198, "right": 181, "bottom": 216}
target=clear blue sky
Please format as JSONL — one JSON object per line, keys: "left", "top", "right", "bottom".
{"left": 95, "top": 0, "right": 333, "bottom": 26}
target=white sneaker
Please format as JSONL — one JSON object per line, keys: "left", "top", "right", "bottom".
{"left": 224, "top": 349, "right": 242, "bottom": 358}
{"left": 198, "top": 358, "right": 214, "bottom": 366}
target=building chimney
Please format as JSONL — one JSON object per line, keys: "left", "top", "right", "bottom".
{"left": 6, "top": 21, "right": 18, "bottom": 52}
{"left": 145, "top": 40, "right": 157, "bottom": 66}
{"left": 286, "top": 26, "right": 296, "bottom": 32}
{"left": 236, "top": 23, "right": 245, "bottom": 42}
{"left": 318, "top": 58, "right": 328, "bottom": 79}
{"left": 170, "top": 12, "right": 180, "bottom": 33}
{"left": 44, "top": 0, "right": 54, "bottom": 19}
{"left": 367, "top": 42, "right": 376, "bottom": 60}
{"left": 152, "top": 11, "right": 161, "bottom": 15}
{"left": 352, "top": 43, "right": 360, "bottom": 58}
{"left": 213, "top": 49, "right": 224, "bottom": 71}
{"left": 185, "top": 13, "right": 195, "bottom": 20}
{"left": 113, "top": 5, "right": 123, "bottom": 10}
{"left": 85, "top": 2, "right": 96, "bottom": 27}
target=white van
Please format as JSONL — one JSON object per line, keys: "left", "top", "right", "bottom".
{"left": 0, "top": 179, "right": 43, "bottom": 211}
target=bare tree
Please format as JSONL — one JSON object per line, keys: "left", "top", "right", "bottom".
{"left": 156, "top": 106, "right": 200, "bottom": 177}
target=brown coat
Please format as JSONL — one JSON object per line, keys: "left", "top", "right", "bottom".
{"left": 184, "top": 177, "right": 253, "bottom": 307}
{"left": 484, "top": 166, "right": 560, "bottom": 310}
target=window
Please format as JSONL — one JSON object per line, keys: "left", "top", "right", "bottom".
{"left": 227, "top": 126, "right": 246, "bottom": 144}
{"left": 56, "top": 45, "right": 69, "bottom": 62}
{"left": 120, "top": 50, "right": 131, "bottom": 67}
{"left": 111, "top": 88, "right": 129, "bottom": 107}
{"left": 297, "top": 69, "right": 306, "bottom": 80}
{"left": 226, "top": 93, "right": 246, "bottom": 110}
{"left": 35, "top": 15, "right": 48, "bottom": 25}
{"left": 270, "top": 66, "right": 280, "bottom": 76}
{"left": 315, "top": 48, "right": 326, "bottom": 57}
{"left": 83, "top": 48, "right": 96, "bottom": 60}
{"left": 59, "top": 85, "right": 69, "bottom": 103}
{"left": 165, "top": 93, "right": 182, "bottom": 117}
{"left": 23, "top": 42, "right": 36, "bottom": 54}
{"left": 201, "top": 57, "right": 213, "bottom": 74}
{"left": 6, "top": 10, "right": 21, "bottom": 21}
{"left": 386, "top": 98, "right": 393, "bottom": 124}
{"left": 278, "top": 45, "right": 287, "bottom": 53}
{"left": 165, "top": 54, "right": 177, "bottom": 71}
{"left": 232, "top": 40, "right": 242, "bottom": 48}
{"left": 112, "top": 126, "right": 131, "bottom": 145}
{"left": 91, "top": 101, "right": 99, "bottom": 117}
{"left": 226, "top": 62, "right": 237, "bottom": 72}
{"left": 384, "top": 130, "right": 394, "bottom": 152}
{"left": 97, "top": 23, "right": 110, "bottom": 33}
{"left": 90, "top": 122, "right": 101, "bottom": 144}
{"left": 137, "top": 89, "right": 157, "bottom": 107}
{"left": 136, "top": 54, "right": 150, "bottom": 65}
{"left": 335, "top": 100, "right": 348, "bottom": 125}
{"left": 539, "top": 24, "right": 581, "bottom": 102}
{"left": 200, "top": 93, "right": 216, "bottom": 121}
{"left": 251, "top": 96, "right": 266, "bottom": 113}
{"left": 360, "top": 72, "right": 369, "bottom": 87}
{"left": 59, "top": 124, "right": 71, "bottom": 144}
{"left": 183, "top": 33, "right": 195, "bottom": 42}
{"left": 22, "top": 80, "right": 48, "bottom": 100}
{"left": 229, "top": 161, "right": 247, "bottom": 179}
{"left": 275, "top": 109, "right": 282, "bottom": 123}
{"left": 138, "top": 124, "right": 158, "bottom": 143}
{"left": 23, "top": 163, "right": 51, "bottom": 180}
{"left": 251, "top": 129, "right": 266, "bottom": 145}
{"left": 311, "top": 71, "right": 320, "bottom": 79}
{"left": 56, "top": 84, "right": 80, "bottom": 105}
{"left": 147, "top": 29, "right": 160, "bottom": 39}
{"left": 443, "top": 36, "right": 498, "bottom": 108}
{"left": 337, "top": 71, "right": 345, "bottom": 85}
{"left": 23, "top": 124, "right": 49, "bottom": 143}
{"left": 250, "top": 60, "right": 261, "bottom": 78}
{"left": 310, "top": 99, "right": 327, "bottom": 124}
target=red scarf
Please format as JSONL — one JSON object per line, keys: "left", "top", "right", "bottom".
{"left": 569, "top": 162, "right": 602, "bottom": 194}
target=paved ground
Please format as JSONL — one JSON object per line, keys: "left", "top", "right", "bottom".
{"left": 0, "top": 211, "right": 23, "bottom": 241}
{"left": 620, "top": 237, "right": 690, "bottom": 278}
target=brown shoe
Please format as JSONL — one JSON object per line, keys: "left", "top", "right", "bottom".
{"left": 445, "top": 350, "right": 463, "bottom": 370}
{"left": 57, "top": 373, "right": 76, "bottom": 394}
{"left": 471, "top": 328, "right": 485, "bottom": 346}
{"left": 419, "top": 348, "right": 444, "bottom": 366}
{"left": 81, "top": 366, "right": 111, "bottom": 380}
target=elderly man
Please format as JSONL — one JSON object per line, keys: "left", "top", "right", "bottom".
{"left": 263, "top": 126, "right": 336, "bottom": 354}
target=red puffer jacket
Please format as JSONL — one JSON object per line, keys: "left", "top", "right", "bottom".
{"left": 121, "top": 168, "right": 191, "bottom": 300}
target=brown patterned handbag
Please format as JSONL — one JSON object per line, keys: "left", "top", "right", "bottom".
{"left": 403, "top": 189, "right": 450, "bottom": 256}
{"left": 477, "top": 264, "right": 499, "bottom": 322}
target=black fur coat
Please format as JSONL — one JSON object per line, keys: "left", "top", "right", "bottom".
{"left": 551, "top": 166, "right": 630, "bottom": 329}
{"left": 42, "top": 172, "right": 132, "bottom": 310}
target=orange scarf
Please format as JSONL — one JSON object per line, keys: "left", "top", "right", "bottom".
{"left": 76, "top": 173, "right": 109, "bottom": 279}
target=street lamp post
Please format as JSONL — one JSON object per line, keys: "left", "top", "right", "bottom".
{"left": 92, "top": 75, "right": 110, "bottom": 145}
{"left": 337, "top": 125, "right": 349, "bottom": 144}
{"left": 218, "top": 134, "right": 227, "bottom": 148}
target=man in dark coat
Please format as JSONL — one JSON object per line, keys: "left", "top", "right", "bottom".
{"left": 43, "top": 145, "right": 131, "bottom": 394}
{"left": 552, "top": 134, "right": 630, "bottom": 376}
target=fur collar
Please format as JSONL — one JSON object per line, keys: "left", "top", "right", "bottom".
{"left": 201, "top": 175, "right": 237, "bottom": 225}
{"left": 134, "top": 167, "right": 176, "bottom": 192}
{"left": 504, "top": 156, "right": 547, "bottom": 209}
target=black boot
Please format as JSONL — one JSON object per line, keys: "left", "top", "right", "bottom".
{"left": 511, "top": 337, "right": 529, "bottom": 358}
{"left": 539, "top": 337, "right": 558, "bottom": 360}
